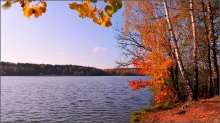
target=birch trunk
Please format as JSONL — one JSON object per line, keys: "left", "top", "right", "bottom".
{"left": 190, "top": 0, "right": 199, "bottom": 100}
{"left": 206, "top": 0, "right": 219, "bottom": 95}
{"left": 163, "top": 0, "right": 193, "bottom": 101}
{"left": 208, "top": 41, "right": 215, "bottom": 97}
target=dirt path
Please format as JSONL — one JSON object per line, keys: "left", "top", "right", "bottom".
{"left": 140, "top": 96, "right": 220, "bottom": 122}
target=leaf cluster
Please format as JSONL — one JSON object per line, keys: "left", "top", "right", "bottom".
{"left": 2, "top": 0, "right": 122, "bottom": 27}
{"left": 69, "top": 0, "right": 122, "bottom": 27}
{"left": 22, "top": 1, "right": 47, "bottom": 18}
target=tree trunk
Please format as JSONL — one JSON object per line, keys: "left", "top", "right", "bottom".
{"left": 170, "top": 65, "right": 182, "bottom": 100}
{"left": 163, "top": 0, "right": 193, "bottom": 101}
{"left": 201, "top": 0, "right": 214, "bottom": 98}
{"left": 208, "top": 41, "right": 215, "bottom": 97}
{"left": 190, "top": 0, "right": 199, "bottom": 100}
{"left": 174, "top": 63, "right": 182, "bottom": 99}
{"left": 170, "top": 66, "right": 176, "bottom": 88}
{"left": 206, "top": 0, "right": 219, "bottom": 95}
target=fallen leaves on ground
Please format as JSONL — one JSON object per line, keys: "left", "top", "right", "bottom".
{"left": 140, "top": 96, "right": 220, "bottom": 122}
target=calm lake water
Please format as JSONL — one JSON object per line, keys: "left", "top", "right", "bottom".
{"left": 1, "top": 76, "right": 152, "bottom": 123}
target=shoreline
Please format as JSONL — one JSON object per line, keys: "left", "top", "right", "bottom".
{"left": 132, "top": 96, "right": 220, "bottom": 122}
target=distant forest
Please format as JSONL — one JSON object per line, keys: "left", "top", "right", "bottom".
{"left": 0, "top": 62, "right": 142, "bottom": 76}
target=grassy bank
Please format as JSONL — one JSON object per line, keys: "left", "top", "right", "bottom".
{"left": 131, "top": 96, "right": 220, "bottom": 122}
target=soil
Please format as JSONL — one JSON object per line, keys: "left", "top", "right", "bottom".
{"left": 140, "top": 96, "right": 220, "bottom": 122}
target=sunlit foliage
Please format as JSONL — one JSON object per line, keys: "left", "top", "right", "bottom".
{"left": 121, "top": 0, "right": 220, "bottom": 103}
{"left": 2, "top": 0, "right": 122, "bottom": 27}
{"left": 123, "top": 1, "right": 176, "bottom": 103}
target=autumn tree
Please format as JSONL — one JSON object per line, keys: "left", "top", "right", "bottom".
{"left": 188, "top": 0, "right": 199, "bottom": 100}
{"left": 178, "top": 0, "right": 219, "bottom": 98}
{"left": 119, "top": 0, "right": 219, "bottom": 103}
{"left": 163, "top": 0, "right": 194, "bottom": 101}
{"left": 119, "top": 0, "right": 195, "bottom": 102}
{"left": 118, "top": 0, "right": 185, "bottom": 103}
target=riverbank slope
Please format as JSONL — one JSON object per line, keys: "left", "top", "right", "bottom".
{"left": 140, "top": 96, "right": 220, "bottom": 122}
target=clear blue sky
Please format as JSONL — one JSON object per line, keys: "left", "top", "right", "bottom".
{"left": 1, "top": 1, "right": 124, "bottom": 69}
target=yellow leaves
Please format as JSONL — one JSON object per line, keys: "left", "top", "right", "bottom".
{"left": 105, "top": 0, "right": 122, "bottom": 11}
{"left": 105, "top": 5, "right": 114, "bottom": 17}
{"left": 69, "top": 0, "right": 121, "bottom": 27}
{"left": 23, "top": 1, "right": 47, "bottom": 19}
{"left": 33, "top": 6, "right": 43, "bottom": 18}
{"left": 2, "top": 0, "right": 12, "bottom": 9}
{"left": 23, "top": 2, "right": 32, "bottom": 18}
{"left": 3, "top": 0, "right": 121, "bottom": 27}
{"left": 39, "top": 2, "right": 47, "bottom": 13}
{"left": 84, "top": 0, "right": 90, "bottom": 4}
{"left": 69, "top": 3, "right": 76, "bottom": 10}
{"left": 99, "top": 11, "right": 112, "bottom": 27}
{"left": 69, "top": 1, "right": 94, "bottom": 18}
{"left": 101, "top": 20, "right": 112, "bottom": 27}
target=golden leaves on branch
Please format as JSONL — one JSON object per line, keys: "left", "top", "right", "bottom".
{"left": 104, "top": 0, "right": 122, "bottom": 16}
{"left": 22, "top": 1, "right": 47, "bottom": 18}
{"left": 2, "top": 0, "right": 12, "bottom": 9}
{"left": 69, "top": 1, "right": 111, "bottom": 27}
{"left": 2, "top": 0, "right": 47, "bottom": 18}
{"left": 2, "top": 0, "right": 122, "bottom": 27}
{"left": 69, "top": 0, "right": 122, "bottom": 27}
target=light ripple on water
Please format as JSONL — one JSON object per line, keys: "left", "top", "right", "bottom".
{"left": 1, "top": 76, "right": 153, "bottom": 123}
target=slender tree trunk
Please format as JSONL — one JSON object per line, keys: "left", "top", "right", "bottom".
{"left": 201, "top": 0, "right": 215, "bottom": 98}
{"left": 208, "top": 41, "right": 215, "bottom": 97}
{"left": 190, "top": 0, "right": 199, "bottom": 100}
{"left": 174, "top": 63, "right": 182, "bottom": 99}
{"left": 170, "top": 66, "right": 177, "bottom": 94}
{"left": 167, "top": 30, "right": 183, "bottom": 100}
{"left": 163, "top": 0, "right": 193, "bottom": 101}
{"left": 170, "top": 65, "right": 182, "bottom": 100}
{"left": 170, "top": 66, "right": 176, "bottom": 88}
{"left": 167, "top": 33, "right": 182, "bottom": 100}
{"left": 206, "top": 0, "right": 219, "bottom": 95}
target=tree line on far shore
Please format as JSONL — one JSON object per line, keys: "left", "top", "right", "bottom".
{"left": 0, "top": 62, "right": 141, "bottom": 76}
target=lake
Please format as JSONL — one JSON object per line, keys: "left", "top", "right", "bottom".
{"left": 1, "top": 76, "right": 153, "bottom": 123}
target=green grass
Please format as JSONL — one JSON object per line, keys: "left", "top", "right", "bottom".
{"left": 141, "top": 103, "right": 177, "bottom": 112}
{"left": 130, "top": 111, "right": 141, "bottom": 122}
{"left": 130, "top": 103, "right": 178, "bottom": 122}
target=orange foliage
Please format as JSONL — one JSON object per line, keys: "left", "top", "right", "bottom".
{"left": 124, "top": 0, "right": 175, "bottom": 103}
{"left": 130, "top": 51, "right": 173, "bottom": 103}
{"left": 129, "top": 80, "right": 152, "bottom": 91}
{"left": 22, "top": 1, "right": 47, "bottom": 18}
{"left": 154, "top": 86, "right": 174, "bottom": 103}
